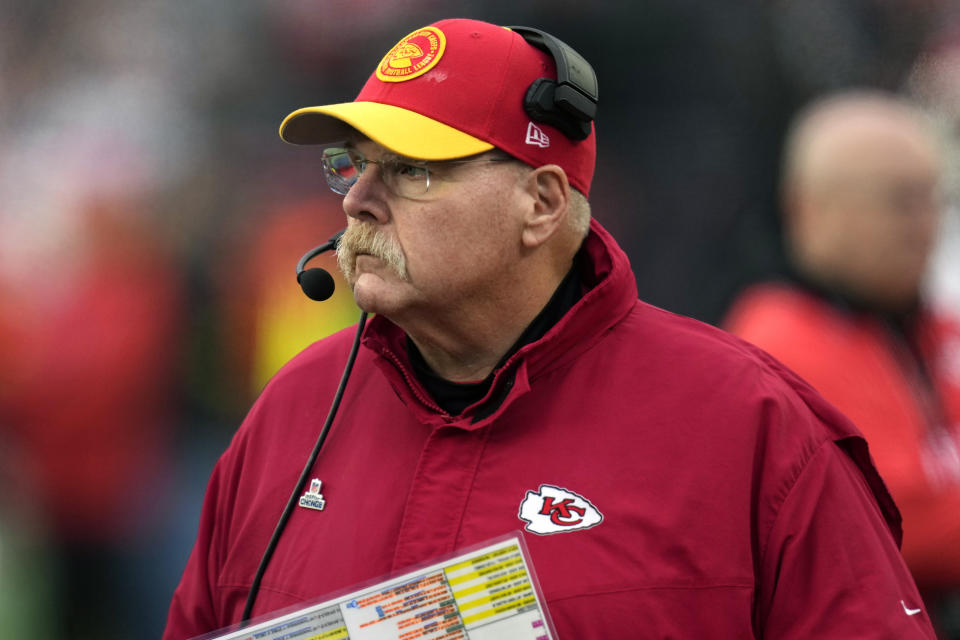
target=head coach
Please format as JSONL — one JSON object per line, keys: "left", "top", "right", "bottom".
{"left": 163, "top": 18, "right": 936, "bottom": 639}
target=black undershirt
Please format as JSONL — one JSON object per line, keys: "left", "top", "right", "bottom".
{"left": 407, "top": 253, "right": 585, "bottom": 415}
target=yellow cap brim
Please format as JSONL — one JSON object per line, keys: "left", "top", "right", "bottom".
{"left": 279, "top": 101, "right": 494, "bottom": 160}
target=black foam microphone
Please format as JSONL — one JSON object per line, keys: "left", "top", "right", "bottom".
{"left": 296, "top": 229, "right": 345, "bottom": 301}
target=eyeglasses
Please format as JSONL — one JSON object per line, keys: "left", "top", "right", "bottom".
{"left": 321, "top": 146, "right": 513, "bottom": 198}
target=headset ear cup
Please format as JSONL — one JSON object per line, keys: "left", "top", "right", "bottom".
{"left": 511, "top": 26, "right": 596, "bottom": 142}
{"left": 524, "top": 78, "right": 557, "bottom": 122}
{"left": 523, "top": 78, "right": 592, "bottom": 141}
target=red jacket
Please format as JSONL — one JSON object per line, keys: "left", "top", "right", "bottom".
{"left": 165, "top": 221, "right": 934, "bottom": 639}
{"left": 725, "top": 282, "right": 960, "bottom": 592}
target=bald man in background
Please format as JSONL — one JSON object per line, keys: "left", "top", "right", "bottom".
{"left": 725, "top": 90, "right": 960, "bottom": 634}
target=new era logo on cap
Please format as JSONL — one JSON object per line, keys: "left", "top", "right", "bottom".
{"left": 525, "top": 122, "right": 550, "bottom": 149}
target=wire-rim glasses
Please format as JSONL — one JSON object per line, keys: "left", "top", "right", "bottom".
{"left": 321, "top": 146, "right": 513, "bottom": 198}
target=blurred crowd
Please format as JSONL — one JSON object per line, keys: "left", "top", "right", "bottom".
{"left": 1, "top": 1, "right": 959, "bottom": 638}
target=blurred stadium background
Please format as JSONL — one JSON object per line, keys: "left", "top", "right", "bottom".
{"left": 1, "top": 1, "right": 959, "bottom": 638}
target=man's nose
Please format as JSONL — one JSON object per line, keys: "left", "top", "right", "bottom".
{"left": 343, "top": 163, "right": 390, "bottom": 224}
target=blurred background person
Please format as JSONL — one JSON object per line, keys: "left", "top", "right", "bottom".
{"left": 0, "top": 196, "right": 185, "bottom": 640}
{"left": 724, "top": 90, "right": 960, "bottom": 637}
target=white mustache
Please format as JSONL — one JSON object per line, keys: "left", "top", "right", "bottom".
{"left": 336, "top": 224, "right": 409, "bottom": 283}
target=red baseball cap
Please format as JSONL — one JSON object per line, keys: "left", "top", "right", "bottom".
{"left": 279, "top": 18, "right": 596, "bottom": 196}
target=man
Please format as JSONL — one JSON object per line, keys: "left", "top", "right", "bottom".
{"left": 725, "top": 90, "right": 960, "bottom": 632}
{"left": 165, "top": 21, "right": 935, "bottom": 638}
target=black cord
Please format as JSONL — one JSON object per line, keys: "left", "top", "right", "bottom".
{"left": 240, "top": 310, "right": 369, "bottom": 625}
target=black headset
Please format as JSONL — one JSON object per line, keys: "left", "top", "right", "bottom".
{"left": 509, "top": 26, "right": 598, "bottom": 141}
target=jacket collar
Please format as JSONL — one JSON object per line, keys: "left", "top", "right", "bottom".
{"left": 361, "top": 219, "right": 638, "bottom": 429}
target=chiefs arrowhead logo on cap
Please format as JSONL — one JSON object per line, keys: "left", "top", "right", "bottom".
{"left": 376, "top": 26, "right": 446, "bottom": 83}
{"left": 518, "top": 484, "right": 603, "bottom": 535}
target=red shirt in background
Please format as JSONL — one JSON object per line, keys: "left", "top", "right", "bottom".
{"left": 725, "top": 282, "right": 960, "bottom": 592}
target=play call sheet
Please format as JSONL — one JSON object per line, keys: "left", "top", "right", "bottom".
{"left": 202, "top": 536, "right": 554, "bottom": 640}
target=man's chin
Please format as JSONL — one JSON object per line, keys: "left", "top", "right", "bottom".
{"left": 351, "top": 272, "right": 399, "bottom": 315}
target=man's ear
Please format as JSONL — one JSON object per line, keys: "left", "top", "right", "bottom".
{"left": 520, "top": 164, "right": 570, "bottom": 249}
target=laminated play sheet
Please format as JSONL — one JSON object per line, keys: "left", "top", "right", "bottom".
{"left": 200, "top": 534, "right": 555, "bottom": 640}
